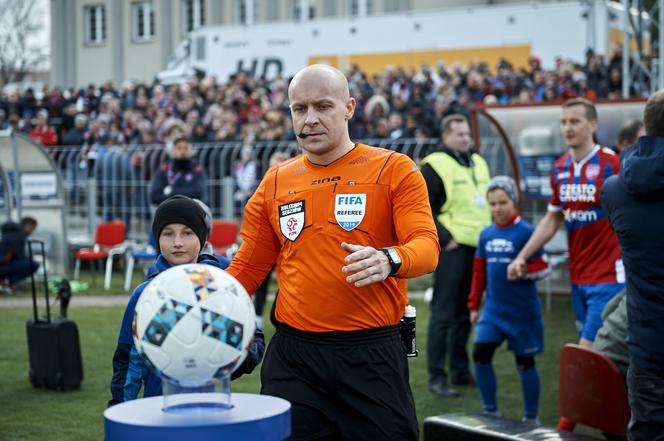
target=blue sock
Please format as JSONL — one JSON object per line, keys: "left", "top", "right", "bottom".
{"left": 475, "top": 362, "right": 497, "bottom": 413}
{"left": 519, "top": 366, "right": 540, "bottom": 419}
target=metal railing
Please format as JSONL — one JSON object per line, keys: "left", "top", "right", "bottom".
{"left": 47, "top": 136, "right": 553, "bottom": 289}
{"left": 48, "top": 138, "right": 450, "bottom": 242}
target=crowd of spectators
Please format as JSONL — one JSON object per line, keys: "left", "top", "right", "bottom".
{"left": 0, "top": 46, "right": 643, "bottom": 155}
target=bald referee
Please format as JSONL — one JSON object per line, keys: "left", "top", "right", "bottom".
{"left": 226, "top": 64, "right": 440, "bottom": 440}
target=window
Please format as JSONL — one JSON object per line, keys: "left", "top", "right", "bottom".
{"left": 291, "top": 0, "right": 301, "bottom": 20}
{"left": 182, "top": 0, "right": 205, "bottom": 33}
{"left": 84, "top": 5, "right": 106, "bottom": 44}
{"left": 236, "top": 0, "right": 257, "bottom": 24}
{"left": 132, "top": 1, "right": 155, "bottom": 42}
{"left": 348, "top": 0, "right": 372, "bottom": 17}
{"left": 238, "top": 0, "right": 246, "bottom": 23}
{"left": 290, "top": 0, "right": 315, "bottom": 21}
{"left": 195, "top": 36, "right": 206, "bottom": 61}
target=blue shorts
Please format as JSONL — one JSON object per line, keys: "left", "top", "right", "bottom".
{"left": 572, "top": 283, "right": 625, "bottom": 342}
{"left": 474, "top": 313, "right": 544, "bottom": 358}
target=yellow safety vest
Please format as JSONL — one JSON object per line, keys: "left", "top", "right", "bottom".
{"left": 420, "top": 151, "right": 491, "bottom": 247}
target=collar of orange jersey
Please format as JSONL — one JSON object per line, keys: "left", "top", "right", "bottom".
{"left": 302, "top": 143, "right": 362, "bottom": 168}
{"left": 495, "top": 213, "right": 520, "bottom": 228}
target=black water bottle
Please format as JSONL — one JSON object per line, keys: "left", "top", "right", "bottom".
{"left": 400, "top": 305, "right": 418, "bottom": 357}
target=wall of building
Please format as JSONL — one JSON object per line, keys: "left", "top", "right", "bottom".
{"left": 121, "top": 1, "right": 163, "bottom": 83}
{"left": 51, "top": 0, "right": 78, "bottom": 88}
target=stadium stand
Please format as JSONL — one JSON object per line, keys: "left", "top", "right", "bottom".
{"left": 1, "top": 49, "right": 635, "bottom": 150}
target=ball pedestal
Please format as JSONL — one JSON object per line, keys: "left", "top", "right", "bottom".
{"left": 161, "top": 375, "right": 233, "bottom": 412}
{"left": 104, "top": 392, "right": 291, "bottom": 441}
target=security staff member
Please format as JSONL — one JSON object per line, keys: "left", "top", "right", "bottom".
{"left": 421, "top": 114, "right": 491, "bottom": 397}
{"left": 226, "top": 64, "right": 440, "bottom": 441}
{"left": 148, "top": 134, "right": 208, "bottom": 206}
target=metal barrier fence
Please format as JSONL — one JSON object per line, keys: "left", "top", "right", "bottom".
{"left": 44, "top": 133, "right": 571, "bottom": 295}
{"left": 49, "top": 138, "right": 468, "bottom": 242}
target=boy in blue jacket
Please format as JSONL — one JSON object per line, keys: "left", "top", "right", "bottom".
{"left": 467, "top": 176, "right": 549, "bottom": 424}
{"left": 108, "top": 195, "right": 265, "bottom": 406}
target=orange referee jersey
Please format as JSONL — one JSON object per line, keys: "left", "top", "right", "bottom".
{"left": 226, "top": 144, "right": 440, "bottom": 332}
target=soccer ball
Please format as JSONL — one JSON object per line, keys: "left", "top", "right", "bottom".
{"left": 132, "top": 263, "right": 256, "bottom": 387}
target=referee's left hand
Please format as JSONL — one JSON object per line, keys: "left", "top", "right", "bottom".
{"left": 341, "top": 242, "right": 390, "bottom": 287}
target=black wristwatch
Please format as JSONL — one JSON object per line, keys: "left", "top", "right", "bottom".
{"left": 381, "top": 247, "right": 402, "bottom": 277}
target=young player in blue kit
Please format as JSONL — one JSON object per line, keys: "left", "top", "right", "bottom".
{"left": 467, "top": 176, "right": 549, "bottom": 423}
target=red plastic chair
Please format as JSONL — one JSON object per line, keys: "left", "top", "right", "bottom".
{"left": 74, "top": 221, "right": 127, "bottom": 290}
{"left": 208, "top": 220, "right": 238, "bottom": 256}
{"left": 556, "top": 343, "right": 630, "bottom": 437}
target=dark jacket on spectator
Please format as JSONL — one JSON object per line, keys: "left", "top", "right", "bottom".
{"left": 0, "top": 221, "right": 27, "bottom": 264}
{"left": 148, "top": 159, "right": 208, "bottom": 206}
{"left": 61, "top": 127, "right": 86, "bottom": 146}
{"left": 602, "top": 136, "right": 664, "bottom": 370}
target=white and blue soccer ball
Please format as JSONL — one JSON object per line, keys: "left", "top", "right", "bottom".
{"left": 132, "top": 263, "right": 256, "bottom": 387}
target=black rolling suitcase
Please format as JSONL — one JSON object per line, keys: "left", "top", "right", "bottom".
{"left": 25, "top": 239, "right": 83, "bottom": 391}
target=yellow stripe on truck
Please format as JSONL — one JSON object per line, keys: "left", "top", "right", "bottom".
{"left": 308, "top": 44, "right": 531, "bottom": 76}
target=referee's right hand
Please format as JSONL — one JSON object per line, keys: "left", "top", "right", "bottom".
{"left": 340, "top": 242, "right": 391, "bottom": 287}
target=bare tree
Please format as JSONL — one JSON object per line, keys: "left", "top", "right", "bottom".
{"left": 0, "top": 0, "right": 48, "bottom": 86}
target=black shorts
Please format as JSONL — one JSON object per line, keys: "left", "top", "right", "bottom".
{"left": 260, "top": 324, "right": 419, "bottom": 441}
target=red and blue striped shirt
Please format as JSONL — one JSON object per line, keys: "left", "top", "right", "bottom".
{"left": 548, "top": 145, "right": 623, "bottom": 285}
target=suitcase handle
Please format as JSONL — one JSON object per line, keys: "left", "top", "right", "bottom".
{"left": 27, "top": 239, "right": 50, "bottom": 323}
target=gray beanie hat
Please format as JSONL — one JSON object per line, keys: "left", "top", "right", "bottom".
{"left": 487, "top": 175, "right": 518, "bottom": 203}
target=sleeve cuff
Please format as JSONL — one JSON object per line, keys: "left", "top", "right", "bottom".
{"left": 547, "top": 203, "right": 562, "bottom": 213}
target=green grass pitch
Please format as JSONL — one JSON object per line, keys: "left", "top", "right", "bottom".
{"left": 0, "top": 296, "right": 603, "bottom": 440}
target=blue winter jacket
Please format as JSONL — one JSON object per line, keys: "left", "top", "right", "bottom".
{"left": 601, "top": 136, "right": 664, "bottom": 369}
{"left": 108, "top": 253, "right": 265, "bottom": 406}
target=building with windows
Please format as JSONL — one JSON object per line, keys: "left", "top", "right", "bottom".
{"left": 50, "top": 0, "right": 534, "bottom": 88}
{"left": 52, "top": 0, "right": 213, "bottom": 87}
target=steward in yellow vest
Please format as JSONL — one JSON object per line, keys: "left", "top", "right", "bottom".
{"left": 420, "top": 114, "right": 491, "bottom": 397}
{"left": 420, "top": 150, "right": 491, "bottom": 247}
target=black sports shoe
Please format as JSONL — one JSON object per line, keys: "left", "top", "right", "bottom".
{"left": 429, "top": 383, "right": 460, "bottom": 397}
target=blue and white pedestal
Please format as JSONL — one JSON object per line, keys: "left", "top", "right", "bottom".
{"left": 104, "top": 393, "right": 291, "bottom": 441}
